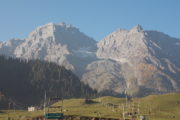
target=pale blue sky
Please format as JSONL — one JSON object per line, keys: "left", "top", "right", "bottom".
{"left": 0, "top": 0, "right": 180, "bottom": 41}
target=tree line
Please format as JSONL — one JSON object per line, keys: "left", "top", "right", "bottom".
{"left": 0, "top": 55, "right": 97, "bottom": 108}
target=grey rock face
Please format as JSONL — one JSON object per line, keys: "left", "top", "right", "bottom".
{"left": 1, "top": 22, "right": 97, "bottom": 76}
{"left": 0, "top": 39, "right": 24, "bottom": 56}
{"left": 97, "top": 25, "right": 149, "bottom": 64}
{"left": 0, "top": 23, "right": 180, "bottom": 96}
{"left": 82, "top": 25, "right": 180, "bottom": 96}
{"left": 82, "top": 59, "right": 126, "bottom": 94}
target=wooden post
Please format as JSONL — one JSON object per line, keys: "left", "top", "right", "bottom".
{"left": 132, "top": 102, "right": 134, "bottom": 114}
{"left": 122, "top": 104, "right": 125, "bottom": 120}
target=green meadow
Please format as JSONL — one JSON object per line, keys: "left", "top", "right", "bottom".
{"left": 0, "top": 93, "right": 180, "bottom": 120}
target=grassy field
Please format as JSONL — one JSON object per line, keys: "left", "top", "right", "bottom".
{"left": 0, "top": 93, "right": 180, "bottom": 120}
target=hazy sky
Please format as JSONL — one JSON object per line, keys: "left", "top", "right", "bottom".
{"left": 0, "top": 0, "right": 180, "bottom": 41}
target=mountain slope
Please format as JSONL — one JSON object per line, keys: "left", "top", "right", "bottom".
{"left": 0, "top": 55, "right": 97, "bottom": 106}
{"left": 0, "top": 38, "right": 23, "bottom": 56}
{"left": 82, "top": 25, "right": 180, "bottom": 96}
{"left": 0, "top": 22, "right": 97, "bottom": 77}
{"left": 0, "top": 23, "right": 180, "bottom": 97}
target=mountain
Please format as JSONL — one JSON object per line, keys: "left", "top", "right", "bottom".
{"left": 0, "top": 55, "right": 97, "bottom": 106}
{"left": 0, "top": 38, "right": 23, "bottom": 56}
{"left": 0, "top": 22, "right": 97, "bottom": 77}
{"left": 0, "top": 23, "right": 180, "bottom": 97}
{"left": 82, "top": 25, "right": 180, "bottom": 96}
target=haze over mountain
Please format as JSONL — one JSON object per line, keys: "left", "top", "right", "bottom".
{"left": 0, "top": 22, "right": 180, "bottom": 96}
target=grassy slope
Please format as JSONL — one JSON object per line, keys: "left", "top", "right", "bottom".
{"left": 138, "top": 93, "right": 180, "bottom": 120}
{"left": 0, "top": 93, "right": 180, "bottom": 120}
{"left": 52, "top": 97, "right": 126, "bottom": 118}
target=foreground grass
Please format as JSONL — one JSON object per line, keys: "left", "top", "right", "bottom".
{"left": 52, "top": 97, "right": 126, "bottom": 118}
{"left": 0, "top": 93, "right": 180, "bottom": 120}
{"left": 138, "top": 93, "right": 180, "bottom": 120}
{"left": 0, "top": 110, "right": 43, "bottom": 120}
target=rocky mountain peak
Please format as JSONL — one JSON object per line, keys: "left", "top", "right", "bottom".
{"left": 27, "top": 22, "right": 79, "bottom": 40}
{"left": 97, "top": 25, "right": 148, "bottom": 63}
{"left": 58, "top": 22, "right": 75, "bottom": 29}
{"left": 130, "top": 24, "right": 143, "bottom": 33}
{"left": 86, "top": 26, "right": 180, "bottom": 96}
{"left": 0, "top": 23, "right": 180, "bottom": 97}
{"left": 9, "top": 22, "right": 97, "bottom": 75}
{"left": 25, "top": 22, "right": 96, "bottom": 51}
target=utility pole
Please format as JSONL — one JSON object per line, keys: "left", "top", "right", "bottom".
{"left": 61, "top": 98, "right": 63, "bottom": 113}
{"left": 125, "top": 90, "right": 128, "bottom": 107}
{"left": 137, "top": 101, "right": 140, "bottom": 119}
{"left": 13, "top": 102, "right": 15, "bottom": 114}
{"left": 131, "top": 102, "right": 134, "bottom": 114}
{"left": 44, "top": 91, "right": 46, "bottom": 119}
{"left": 138, "top": 102, "right": 140, "bottom": 114}
{"left": 122, "top": 104, "right": 125, "bottom": 120}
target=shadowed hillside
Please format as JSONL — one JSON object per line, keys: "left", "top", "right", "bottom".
{"left": 0, "top": 55, "right": 97, "bottom": 107}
